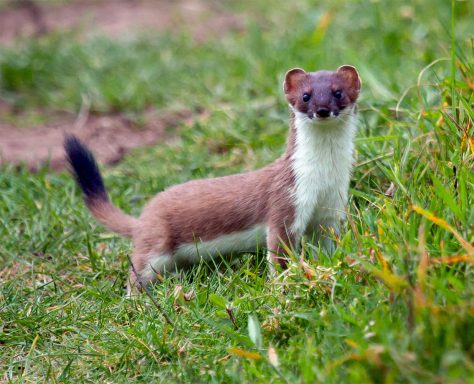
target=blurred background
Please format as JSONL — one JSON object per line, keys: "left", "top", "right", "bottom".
{"left": 0, "top": 0, "right": 472, "bottom": 171}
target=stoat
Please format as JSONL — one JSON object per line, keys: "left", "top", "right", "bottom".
{"left": 65, "top": 65, "right": 361, "bottom": 291}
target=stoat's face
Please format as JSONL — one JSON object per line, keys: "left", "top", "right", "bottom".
{"left": 283, "top": 65, "right": 361, "bottom": 122}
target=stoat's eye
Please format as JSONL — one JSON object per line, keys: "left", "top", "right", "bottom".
{"left": 334, "top": 90, "right": 343, "bottom": 99}
{"left": 302, "top": 93, "right": 311, "bottom": 102}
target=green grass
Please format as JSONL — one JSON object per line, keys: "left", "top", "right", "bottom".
{"left": 1, "top": 0, "right": 474, "bottom": 382}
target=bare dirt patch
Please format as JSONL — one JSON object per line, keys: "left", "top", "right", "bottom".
{"left": 0, "top": 0, "right": 244, "bottom": 170}
{"left": 0, "top": 109, "right": 194, "bottom": 171}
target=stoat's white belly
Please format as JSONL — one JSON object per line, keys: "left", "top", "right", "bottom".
{"left": 174, "top": 224, "right": 267, "bottom": 262}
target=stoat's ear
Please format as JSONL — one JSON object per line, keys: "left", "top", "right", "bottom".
{"left": 283, "top": 68, "right": 306, "bottom": 95}
{"left": 337, "top": 65, "right": 361, "bottom": 94}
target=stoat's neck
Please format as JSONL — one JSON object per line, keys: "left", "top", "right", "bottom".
{"left": 286, "top": 108, "right": 356, "bottom": 158}
{"left": 288, "top": 108, "right": 357, "bottom": 236}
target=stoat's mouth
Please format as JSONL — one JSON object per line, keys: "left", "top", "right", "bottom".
{"left": 307, "top": 105, "right": 354, "bottom": 123}
{"left": 310, "top": 111, "right": 340, "bottom": 120}
{"left": 293, "top": 107, "right": 354, "bottom": 126}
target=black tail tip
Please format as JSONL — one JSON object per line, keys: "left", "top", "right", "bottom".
{"left": 64, "top": 135, "right": 108, "bottom": 201}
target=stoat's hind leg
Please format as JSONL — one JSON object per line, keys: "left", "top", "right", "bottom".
{"left": 127, "top": 251, "right": 176, "bottom": 296}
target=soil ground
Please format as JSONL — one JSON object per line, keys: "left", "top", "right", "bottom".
{"left": 0, "top": 109, "right": 194, "bottom": 171}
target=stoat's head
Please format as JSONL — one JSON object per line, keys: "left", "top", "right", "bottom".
{"left": 283, "top": 65, "right": 361, "bottom": 122}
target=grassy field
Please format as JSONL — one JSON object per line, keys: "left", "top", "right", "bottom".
{"left": 1, "top": 0, "right": 474, "bottom": 382}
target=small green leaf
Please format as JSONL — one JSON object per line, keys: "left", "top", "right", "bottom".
{"left": 248, "top": 314, "right": 263, "bottom": 349}
{"left": 209, "top": 293, "right": 226, "bottom": 309}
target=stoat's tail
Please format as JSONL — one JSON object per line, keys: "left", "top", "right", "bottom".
{"left": 64, "top": 135, "right": 137, "bottom": 238}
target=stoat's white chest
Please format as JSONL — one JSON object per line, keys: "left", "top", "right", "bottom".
{"left": 290, "top": 111, "right": 356, "bottom": 236}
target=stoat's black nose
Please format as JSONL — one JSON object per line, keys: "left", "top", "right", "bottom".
{"left": 316, "top": 108, "right": 330, "bottom": 118}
